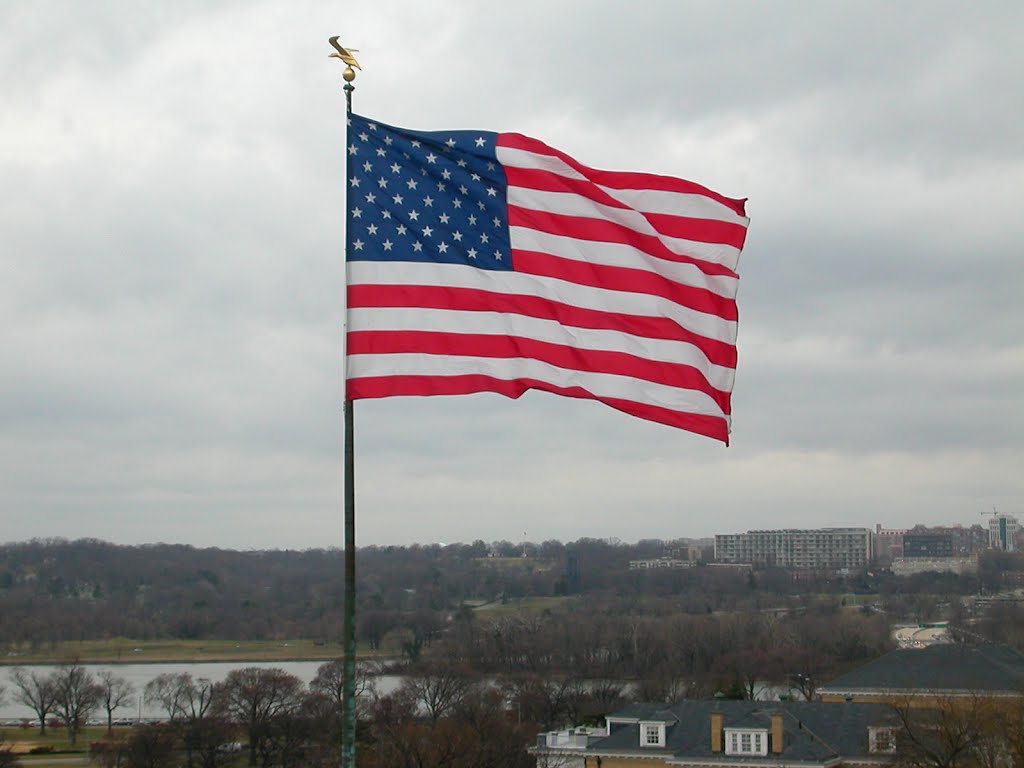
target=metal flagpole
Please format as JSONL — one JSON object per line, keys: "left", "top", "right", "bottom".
{"left": 329, "top": 35, "right": 361, "bottom": 768}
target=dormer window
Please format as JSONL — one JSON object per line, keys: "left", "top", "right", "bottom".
{"left": 869, "top": 726, "right": 897, "bottom": 753}
{"left": 641, "top": 722, "right": 665, "bottom": 747}
{"left": 725, "top": 728, "right": 768, "bottom": 756}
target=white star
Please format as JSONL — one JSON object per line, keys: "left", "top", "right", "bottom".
{"left": 471, "top": 173, "right": 481, "bottom": 182}
{"left": 362, "top": 161, "right": 372, "bottom": 172}
{"left": 445, "top": 138, "right": 456, "bottom": 147}
{"left": 457, "top": 159, "right": 468, "bottom": 168}
{"left": 493, "top": 216, "right": 501, "bottom": 227}
{"left": 475, "top": 137, "right": 486, "bottom": 147}
{"left": 437, "top": 182, "right": 446, "bottom": 192}
{"left": 392, "top": 193, "right": 404, "bottom": 205}
{"left": 477, "top": 200, "right": 486, "bottom": 210}
{"left": 439, "top": 213, "right": 450, "bottom": 224}
{"left": 378, "top": 178, "right": 388, "bottom": 189}
{"left": 442, "top": 169, "right": 452, "bottom": 180}
{"left": 480, "top": 233, "right": 489, "bottom": 244}
{"left": 382, "top": 210, "right": 391, "bottom": 219}
{"left": 459, "top": 185, "right": 468, "bottom": 195}
{"left": 375, "top": 148, "right": 386, "bottom": 157}
{"left": 349, "top": 177, "right": 360, "bottom": 188}
{"left": 352, "top": 207, "right": 363, "bottom": 219}
{"left": 348, "top": 144, "right": 358, "bottom": 155}
{"left": 423, "top": 196, "right": 434, "bottom": 207}
{"left": 411, "top": 140, "right": 421, "bottom": 148}
{"left": 365, "top": 192, "right": 376, "bottom": 203}
{"left": 408, "top": 210, "right": 419, "bottom": 221}
{"left": 383, "top": 239, "right": 393, "bottom": 251}
{"left": 368, "top": 123, "right": 377, "bottom": 131}
{"left": 422, "top": 226, "right": 433, "bottom": 237}
{"left": 453, "top": 199, "right": 462, "bottom": 209}
{"left": 396, "top": 224, "right": 408, "bottom": 235}
{"left": 426, "top": 153, "right": 438, "bottom": 164}
{"left": 358, "top": 132, "right": 369, "bottom": 142}
{"left": 487, "top": 162, "right": 496, "bottom": 171}
{"left": 367, "top": 224, "right": 378, "bottom": 235}
{"left": 486, "top": 187, "right": 497, "bottom": 197}
{"left": 438, "top": 242, "right": 449, "bottom": 253}
{"left": 353, "top": 239, "right": 364, "bottom": 250}
{"left": 406, "top": 179, "right": 418, "bottom": 190}
{"left": 384, "top": 135, "right": 393, "bottom": 145}
{"left": 495, "top": 251, "right": 502, "bottom": 260}
{"left": 452, "top": 231, "right": 463, "bottom": 242}
{"left": 390, "top": 162, "right": 401, "bottom": 174}
{"left": 412, "top": 241, "right": 423, "bottom": 252}
{"left": 467, "top": 248, "right": 477, "bottom": 259}
{"left": 468, "top": 214, "right": 477, "bottom": 225}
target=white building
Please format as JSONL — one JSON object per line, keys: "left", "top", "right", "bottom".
{"left": 714, "top": 528, "right": 872, "bottom": 570}
{"left": 989, "top": 513, "right": 1019, "bottom": 551}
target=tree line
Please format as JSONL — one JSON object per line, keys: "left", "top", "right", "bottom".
{"left": 4, "top": 537, "right": 1023, "bottom": 654}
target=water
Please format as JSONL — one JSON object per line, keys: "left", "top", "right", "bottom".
{"left": 0, "top": 662, "right": 401, "bottom": 723}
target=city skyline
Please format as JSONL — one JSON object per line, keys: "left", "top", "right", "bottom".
{"left": 2, "top": 1, "right": 1022, "bottom": 548}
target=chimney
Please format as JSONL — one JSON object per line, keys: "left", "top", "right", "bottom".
{"left": 710, "top": 711, "right": 723, "bottom": 753}
{"left": 771, "top": 712, "right": 784, "bottom": 754}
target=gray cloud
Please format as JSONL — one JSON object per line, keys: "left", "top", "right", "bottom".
{"left": 1, "top": 0, "right": 1021, "bottom": 548}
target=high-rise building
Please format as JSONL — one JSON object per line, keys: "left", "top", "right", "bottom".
{"left": 714, "top": 528, "right": 872, "bottom": 570}
{"left": 989, "top": 513, "right": 1019, "bottom": 552}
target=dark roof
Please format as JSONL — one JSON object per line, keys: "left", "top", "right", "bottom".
{"left": 587, "top": 699, "right": 896, "bottom": 763}
{"left": 820, "top": 643, "right": 1024, "bottom": 695}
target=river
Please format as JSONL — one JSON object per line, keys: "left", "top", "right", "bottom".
{"left": 0, "top": 662, "right": 401, "bottom": 723}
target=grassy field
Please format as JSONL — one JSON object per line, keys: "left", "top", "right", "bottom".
{"left": 0, "top": 638, "right": 363, "bottom": 666}
{"left": 473, "top": 596, "right": 570, "bottom": 615}
{"left": 1, "top": 725, "right": 249, "bottom": 767}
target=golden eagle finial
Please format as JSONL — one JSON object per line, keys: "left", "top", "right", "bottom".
{"left": 328, "top": 37, "right": 361, "bottom": 77}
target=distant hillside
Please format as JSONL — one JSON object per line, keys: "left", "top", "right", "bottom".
{"left": 0, "top": 536, "right": 657, "bottom": 645}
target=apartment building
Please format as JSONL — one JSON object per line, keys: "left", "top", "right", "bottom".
{"left": 714, "top": 528, "right": 872, "bottom": 570}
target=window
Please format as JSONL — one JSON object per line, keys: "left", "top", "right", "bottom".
{"left": 725, "top": 729, "right": 769, "bottom": 756}
{"left": 870, "top": 727, "right": 896, "bottom": 753}
{"left": 642, "top": 723, "right": 664, "bottom": 747}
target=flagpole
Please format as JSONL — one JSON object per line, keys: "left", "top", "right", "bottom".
{"left": 330, "top": 36, "right": 360, "bottom": 768}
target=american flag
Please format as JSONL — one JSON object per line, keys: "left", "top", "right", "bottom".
{"left": 345, "top": 113, "right": 749, "bottom": 444}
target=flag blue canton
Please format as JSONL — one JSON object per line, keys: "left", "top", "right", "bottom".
{"left": 346, "top": 113, "right": 512, "bottom": 271}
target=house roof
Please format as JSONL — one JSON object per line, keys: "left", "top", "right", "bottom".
{"left": 819, "top": 643, "right": 1024, "bottom": 695}
{"left": 586, "top": 699, "right": 896, "bottom": 764}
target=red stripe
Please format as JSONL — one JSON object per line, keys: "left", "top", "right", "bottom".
{"left": 347, "top": 373, "right": 730, "bottom": 443}
{"left": 498, "top": 133, "right": 747, "bottom": 217}
{"left": 348, "top": 330, "right": 731, "bottom": 414}
{"left": 508, "top": 206, "right": 739, "bottom": 278}
{"left": 347, "top": 283, "right": 737, "bottom": 368}
{"left": 505, "top": 167, "right": 749, "bottom": 249}
{"left": 512, "top": 250, "right": 737, "bottom": 321}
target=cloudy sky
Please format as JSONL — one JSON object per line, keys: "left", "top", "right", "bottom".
{"left": 2, "top": 1, "right": 1021, "bottom": 549}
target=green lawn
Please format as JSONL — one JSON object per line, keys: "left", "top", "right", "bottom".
{"left": 0, "top": 638, "right": 370, "bottom": 665}
{"left": 473, "top": 596, "right": 570, "bottom": 615}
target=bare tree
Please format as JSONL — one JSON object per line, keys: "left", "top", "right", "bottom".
{"left": 890, "top": 695, "right": 984, "bottom": 768}
{"left": 97, "top": 669, "right": 135, "bottom": 734}
{"left": 309, "top": 658, "right": 378, "bottom": 721}
{"left": 51, "top": 661, "right": 103, "bottom": 746}
{"left": 216, "top": 667, "right": 304, "bottom": 767}
{"left": 9, "top": 668, "right": 56, "bottom": 735}
{"left": 400, "top": 663, "right": 478, "bottom": 723}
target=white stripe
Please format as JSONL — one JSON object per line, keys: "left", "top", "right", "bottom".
{"left": 600, "top": 187, "right": 749, "bottom": 227}
{"left": 348, "top": 352, "right": 728, "bottom": 421}
{"left": 508, "top": 227, "right": 738, "bottom": 298}
{"left": 349, "top": 306, "right": 736, "bottom": 391}
{"left": 507, "top": 185, "right": 742, "bottom": 271}
{"left": 496, "top": 145, "right": 748, "bottom": 225}
{"left": 509, "top": 187, "right": 741, "bottom": 270}
{"left": 347, "top": 261, "right": 737, "bottom": 345}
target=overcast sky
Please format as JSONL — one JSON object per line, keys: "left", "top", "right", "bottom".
{"left": 2, "top": 1, "right": 1021, "bottom": 549}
